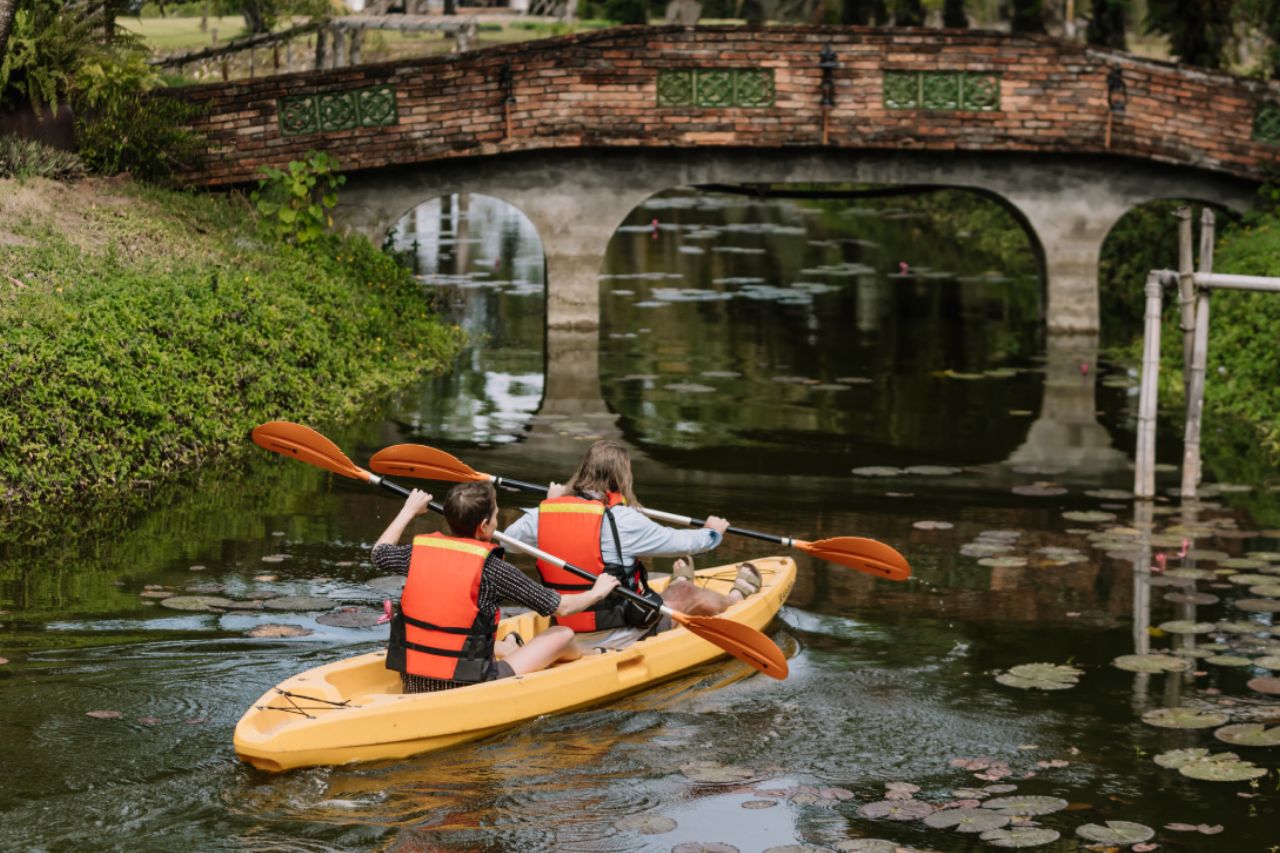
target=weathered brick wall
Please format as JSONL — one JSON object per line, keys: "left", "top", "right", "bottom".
{"left": 166, "top": 25, "right": 1280, "bottom": 188}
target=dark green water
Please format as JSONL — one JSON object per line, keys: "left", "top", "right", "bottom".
{"left": 1, "top": 191, "right": 1277, "bottom": 852}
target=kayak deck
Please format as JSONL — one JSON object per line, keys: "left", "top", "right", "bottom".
{"left": 234, "top": 556, "right": 796, "bottom": 771}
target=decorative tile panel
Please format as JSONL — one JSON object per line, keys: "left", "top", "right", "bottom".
{"left": 1255, "top": 103, "right": 1280, "bottom": 144}
{"left": 883, "top": 71, "right": 1001, "bottom": 112}
{"left": 656, "top": 69, "right": 776, "bottom": 108}
{"left": 277, "top": 85, "right": 399, "bottom": 137}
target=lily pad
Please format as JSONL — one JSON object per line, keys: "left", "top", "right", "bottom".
{"left": 1142, "top": 707, "right": 1229, "bottom": 729}
{"left": 1220, "top": 558, "right": 1270, "bottom": 570}
{"left": 159, "top": 595, "right": 234, "bottom": 612}
{"left": 264, "top": 596, "right": 333, "bottom": 611}
{"left": 246, "top": 623, "right": 312, "bottom": 638}
{"left": 614, "top": 814, "right": 677, "bottom": 834}
{"left": 904, "top": 465, "right": 962, "bottom": 476}
{"left": 366, "top": 576, "right": 406, "bottom": 595}
{"left": 1076, "top": 821, "right": 1154, "bottom": 844}
{"left": 1165, "top": 592, "right": 1220, "bottom": 605}
{"left": 857, "top": 799, "right": 935, "bottom": 820}
{"left": 1165, "top": 568, "right": 1214, "bottom": 580}
{"left": 1062, "top": 511, "right": 1116, "bottom": 523}
{"left": 961, "top": 543, "right": 1014, "bottom": 557}
{"left": 1012, "top": 485, "right": 1068, "bottom": 497}
{"left": 979, "top": 827, "right": 1060, "bottom": 848}
{"left": 1246, "top": 551, "right": 1280, "bottom": 561}
{"left": 1256, "top": 656, "right": 1280, "bottom": 670}
{"left": 1237, "top": 598, "right": 1280, "bottom": 613}
{"left": 1180, "top": 757, "right": 1268, "bottom": 781}
{"left": 315, "top": 607, "right": 382, "bottom": 628}
{"left": 1226, "top": 572, "right": 1274, "bottom": 585}
{"left": 979, "top": 557, "right": 1028, "bottom": 568}
{"left": 923, "top": 808, "right": 1009, "bottom": 832}
{"left": 981, "top": 795, "right": 1068, "bottom": 816}
{"left": 1157, "top": 620, "right": 1217, "bottom": 635}
{"left": 832, "top": 842, "right": 899, "bottom": 853}
{"left": 679, "top": 761, "right": 756, "bottom": 783}
{"left": 1112, "top": 654, "right": 1192, "bottom": 673}
{"left": 86, "top": 709, "right": 124, "bottom": 719}
{"left": 1247, "top": 676, "right": 1280, "bottom": 695}
{"left": 852, "top": 467, "right": 902, "bottom": 477}
{"left": 996, "top": 663, "right": 1082, "bottom": 690}
{"left": 741, "top": 800, "right": 777, "bottom": 809}
{"left": 1248, "top": 584, "right": 1280, "bottom": 597}
{"left": 1155, "top": 748, "right": 1222, "bottom": 769}
{"left": 673, "top": 844, "right": 739, "bottom": 853}
{"left": 1214, "top": 723, "right": 1280, "bottom": 747}
{"left": 912, "top": 520, "right": 953, "bottom": 530}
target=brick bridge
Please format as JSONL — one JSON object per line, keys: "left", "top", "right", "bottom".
{"left": 174, "top": 25, "right": 1279, "bottom": 334}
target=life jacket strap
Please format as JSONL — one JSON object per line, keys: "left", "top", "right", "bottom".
{"left": 401, "top": 612, "right": 477, "bottom": 635}
{"left": 400, "top": 637, "right": 469, "bottom": 658}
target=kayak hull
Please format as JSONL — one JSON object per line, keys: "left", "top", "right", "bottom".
{"left": 234, "top": 556, "right": 795, "bottom": 771}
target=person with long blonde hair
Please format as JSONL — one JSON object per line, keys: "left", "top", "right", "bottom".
{"left": 503, "top": 440, "right": 761, "bottom": 647}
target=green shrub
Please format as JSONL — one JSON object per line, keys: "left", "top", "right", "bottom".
{"left": 73, "top": 51, "right": 206, "bottom": 184}
{"left": 0, "top": 135, "right": 85, "bottom": 179}
{"left": 251, "top": 151, "right": 346, "bottom": 245}
{"left": 0, "top": 183, "right": 464, "bottom": 520}
{"left": 602, "top": 0, "right": 649, "bottom": 23}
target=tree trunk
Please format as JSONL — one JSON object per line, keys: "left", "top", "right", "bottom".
{"left": 0, "top": 0, "right": 16, "bottom": 67}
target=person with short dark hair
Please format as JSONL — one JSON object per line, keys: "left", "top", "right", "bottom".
{"left": 372, "top": 481, "right": 618, "bottom": 693}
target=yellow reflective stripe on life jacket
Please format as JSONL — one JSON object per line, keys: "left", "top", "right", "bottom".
{"left": 539, "top": 503, "right": 606, "bottom": 515}
{"left": 412, "top": 535, "right": 493, "bottom": 558}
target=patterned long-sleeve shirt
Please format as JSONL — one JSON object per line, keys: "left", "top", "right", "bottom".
{"left": 373, "top": 543, "right": 561, "bottom": 692}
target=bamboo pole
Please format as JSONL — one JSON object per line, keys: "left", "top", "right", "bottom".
{"left": 1195, "top": 274, "right": 1280, "bottom": 292}
{"left": 1176, "top": 206, "right": 1194, "bottom": 395}
{"left": 1198, "top": 209, "right": 1215, "bottom": 276}
{"left": 1134, "top": 271, "right": 1165, "bottom": 499}
{"left": 315, "top": 28, "right": 327, "bottom": 70}
{"left": 1180, "top": 286, "right": 1211, "bottom": 499}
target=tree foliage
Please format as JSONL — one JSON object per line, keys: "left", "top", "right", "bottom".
{"left": 1086, "top": 0, "right": 1127, "bottom": 49}
{"left": 1009, "top": 0, "right": 1046, "bottom": 33}
{"left": 1145, "top": 0, "right": 1234, "bottom": 68}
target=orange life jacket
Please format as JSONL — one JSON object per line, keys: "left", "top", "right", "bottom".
{"left": 535, "top": 493, "right": 646, "bottom": 632}
{"left": 384, "top": 533, "right": 499, "bottom": 683}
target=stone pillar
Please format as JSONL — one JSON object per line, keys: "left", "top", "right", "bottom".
{"left": 531, "top": 327, "right": 621, "bottom": 440}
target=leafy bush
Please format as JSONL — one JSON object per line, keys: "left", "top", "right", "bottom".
{"left": 0, "top": 182, "right": 464, "bottom": 518}
{"left": 73, "top": 51, "right": 205, "bottom": 184}
{"left": 251, "top": 151, "right": 346, "bottom": 245}
{"left": 0, "top": 135, "right": 85, "bottom": 179}
{"left": 602, "top": 0, "right": 649, "bottom": 23}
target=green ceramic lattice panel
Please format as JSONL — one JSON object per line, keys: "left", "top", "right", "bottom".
{"left": 278, "top": 95, "right": 319, "bottom": 135}
{"left": 657, "top": 70, "right": 695, "bottom": 106}
{"left": 655, "top": 69, "right": 775, "bottom": 108}
{"left": 1255, "top": 103, "right": 1280, "bottom": 144}
{"left": 277, "top": 85, "right": 400, "bottom": 137}
{"left": 883, "top": 71, "right": 1001, "bottom": 111}
{"left": 921, "top": 72, "right": 961, "bottom": 110}
{"left": 883, "top": 71, "right": 919, "bottom": 109}
{"left": 358, "top": 85, "right": 399, "bottom": 127}
{"left": 696, "top": 69, "right": 736, "bottom": 107}
{"left": 961, "top": 73, "right": 1001, "bottom": 111}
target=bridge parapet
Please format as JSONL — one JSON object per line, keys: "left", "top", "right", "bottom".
{"left": 168, "top": 25, "right": 1279, "bottom": 188}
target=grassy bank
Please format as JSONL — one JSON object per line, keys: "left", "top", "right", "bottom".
{"left": 0, "top": 177, "right": 464, "bottom": 533}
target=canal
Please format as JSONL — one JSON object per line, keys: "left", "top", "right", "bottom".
{"left": 1, "top": 188, "right": 1276, "bottom": 851}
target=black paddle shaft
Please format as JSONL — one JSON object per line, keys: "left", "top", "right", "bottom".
{"left": 371, "top": 476, "right": 662, "bottom": 613}
{"left": 490, "top": 476, "right": 786, "bottom": 545}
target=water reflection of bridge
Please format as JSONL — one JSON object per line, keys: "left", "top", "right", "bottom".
{"left": 530, "top": 325, "right": 1129, "bottom": 480}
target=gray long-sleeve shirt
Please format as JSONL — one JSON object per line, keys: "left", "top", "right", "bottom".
{"left": 502, "top": 502, "right": 722, "bottom": 566}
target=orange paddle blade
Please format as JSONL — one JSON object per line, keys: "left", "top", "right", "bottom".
{"left": 794, "top": 536, "right": 911, "bottom": 582}
{"left": 669, "top": 611, "right": 789, "bottom": 680}
{"left": 251, "top": 421, "right": 369, "bottom": 482}
{"left": 369, "top": 444, "right": 488, "bottom": 484}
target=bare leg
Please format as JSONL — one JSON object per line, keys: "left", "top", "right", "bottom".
{"left": 503, "top": 625, "right": 579, "bottom": 675}
{"left": 663, "top": 559, "right": 759, "bottom": 616}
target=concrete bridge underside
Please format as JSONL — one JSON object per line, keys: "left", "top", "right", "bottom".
{"left": 336, "top": 147, "right": 1258, "bottom": 334}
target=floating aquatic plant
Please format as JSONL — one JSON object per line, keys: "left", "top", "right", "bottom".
{"left": 1237, "top": 599, "right": 1280, "bottom": 613}
{"left": 923, "top": 808, "right": 1009, "bottom": 832}
{"left": 979, "top": 827, "right": 1060, "bottom": 848}
{"left": 1062, "top": 511, "right": 1116, "bottom": 523}
{"left": 1215, "top": 620, "right": 1269, "bottom": 634}
{"left": 1206, "top": 655, "right": 1253, "bottom": 667}
{"left": 264, "top": 596, "right": 333, "bottom": 611}
{"left": 912, "top": 521, "right": 953, "bottom": 531}
{"left": 996, "top": 663, "right": 1082, "bottom": 690}
{"left": 1154, "top": 748, "right": 1222, "bottom": 769}
{"left": 1248, "top": 584, "right": 1280, "bottom": 597}
{"left": 831, "top": 841, "right": 899, "bottom": 853}
{"left": 679, "top": 762, "right": 757, "bottom": 783}
{"left": 1220, "top": 558, "right": 1270, "bottom": 570}
{"left": 86, "top": 710, "right": 124, "bottom": 719}
{"left": 903, "top": 465, "right": 961, "bottom": 476}
{"left": 1075, "top": 821, "right": 1154, "bottom": 844}
{"left": 246, "top": 623, "right": 312, "bottom": 638}
{"left": 857, "top": 799, "right": 935, "bottom": 820}
{"left": 316, "top": 607, "right": 382, "bottom": 628}
{"left": 1214, "top": 723, "right": 1280, "bottom": 747}
{"left": 1012, "top": 485, "right": 1067, "bottom": 497}
{"left": 979, "top": 557, "right": 1029, "bottom": 568}
{"left": 981, "top": 795, "right": 1068, "bottom": 816}
{"left": 1156, "top": 620, "right": 1217, "bottom": 635}
{"left": 159, "top": 595, "right": 234, "bottom": 612}
{"left": 1226, "top": 573, "right": 1274, "bottom": 585}
{"left": 1142, "top": 707, "right": 1230, "bottom": 729}
{"left": 851, "top": 467, "right": 902, "bottom": 477}
{"left": 1112, "top": 654, "right": 1192, "bottom": 673}
{"left": 1180, "top": 757, "right": 1268, "bottom": 781}
{"left": 1165, "top": 592, "right": 1220, "bottom": 605}
{"left": 613, "top": 814, "right": 677, "bottom": 834}
{"left": 1247, "top": 676, "right": 1280, "bottom": 695}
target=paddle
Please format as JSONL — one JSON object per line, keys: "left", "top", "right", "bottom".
{"left": 369, "top": 442, "right": 912, "bottom": 582}
{"left": 251, "top": 421, "right": 789, "bottom": 680}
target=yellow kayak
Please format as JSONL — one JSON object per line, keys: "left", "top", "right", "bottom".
{"left": 234, "top": 556, "right": 796, "bottom": 771}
